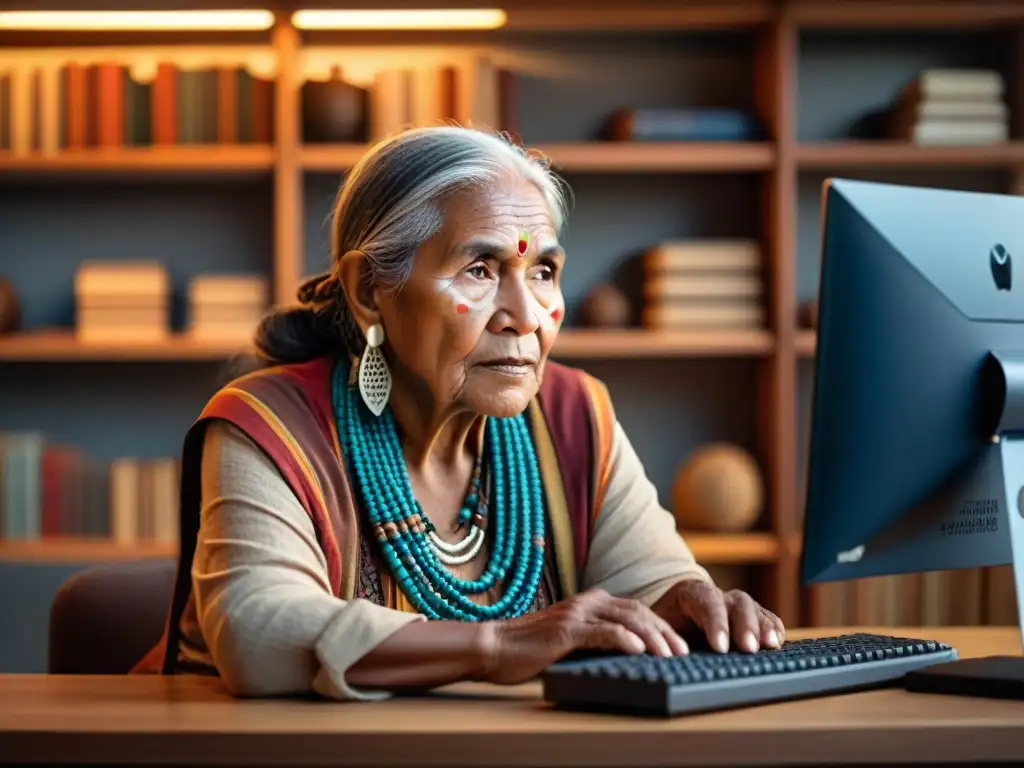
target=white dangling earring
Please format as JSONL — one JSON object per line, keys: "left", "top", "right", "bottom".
{"left": 358, "top": 322, "right": 391, "bottom": 416}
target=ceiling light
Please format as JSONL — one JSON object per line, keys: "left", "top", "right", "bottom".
{"left": 291, "top": 8, "right": 507, "bottom": 30}
{"left": 0, "top": 10, "right": 275, "bottom": 31}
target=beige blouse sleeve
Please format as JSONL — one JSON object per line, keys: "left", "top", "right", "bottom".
{"left": 191, "top": 420, "right": 424, "bottom": 701}
{"left": 581, "top": 421, "right": 713, "bottom": 605}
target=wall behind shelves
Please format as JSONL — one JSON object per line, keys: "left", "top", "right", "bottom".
{"left": 509, "top": 30, "right": 756, "bottom": 143}
{"left": 796, "top": 28, "right": 1007, "bottom": 141}
{"left": 0, "top": 362, "right": 231, "bottom": 459}
{"left": 0, "top": 179, "right": 274, "bottom": 331}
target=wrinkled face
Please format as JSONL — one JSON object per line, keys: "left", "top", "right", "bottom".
{"left": 377, "top": 176, "right": 565, "bottom": 418}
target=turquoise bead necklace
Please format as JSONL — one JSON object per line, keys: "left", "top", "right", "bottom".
{"left": 333, "top": 358, "right": 547, "bottom": 621}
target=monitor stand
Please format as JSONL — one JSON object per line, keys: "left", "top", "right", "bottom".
{"left": 903, "top": 351, "right": 1024, "bottom": 699}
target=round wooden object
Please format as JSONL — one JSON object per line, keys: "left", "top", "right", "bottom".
{"left": 672, "top": 443, "right": 764, "bottom": 532}
{"left": 0, "top": 278, "right": 21, "bottom": 334}
{"left": 578, "top": 283, "right": 630, "bottom": 327}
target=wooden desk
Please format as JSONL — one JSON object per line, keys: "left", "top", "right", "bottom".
{"left": 2, "top": 627, "right": 1024, "bottom": 767}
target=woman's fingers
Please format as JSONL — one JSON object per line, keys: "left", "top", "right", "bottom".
{"left": 575, "top": 621, "right": 647, "bottom": 656}
{"left": 671, "top": 581, "right": 786, "bottom": 654}
{"left": 677, "top": 581, "right": 731, "bottom": 653}
{"left": 566, "top": 585, "right": 788, "bottom": 659}
{"left": 569, "top": 589, "right": 688, "bottom": 657}
{"left": 758, "top": 606, "right": 785, "bottom": 648}
{"left": 725, "top": 590, "right": 763, "bottom": 653}
{"left": 594, "top": 596, "right": 690, "bottom": 657}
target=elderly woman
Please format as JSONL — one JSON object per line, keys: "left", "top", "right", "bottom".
{"left": 141, "top": 126, "right": 785, "bottom": 699}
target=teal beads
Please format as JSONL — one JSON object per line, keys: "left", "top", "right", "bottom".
{"left": 332, "top": 358, "right": 546, "bottom": 621}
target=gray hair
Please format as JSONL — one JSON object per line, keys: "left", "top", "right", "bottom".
{"left": 254, "top": 126, "right": 571, "bottom": 364}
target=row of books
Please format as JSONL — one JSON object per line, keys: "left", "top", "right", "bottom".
{"left": 0, "top": 431, "right": 178, "bottom": 544}
{"left": 0, "top": 52, "right": 515, "bottom": 153}
{"left": 333, "top": 54, "right": 513, "bottom": 143}
{"left": 885, "top": 68, "right": 1009, "bottom": 145}
{"left": 0, "top": 61, "right": 274, "bottom": 154}
{"left": 75, "top": 261, "right": 268, "bottom": 344}
{"left": 641, "top": 240, "right": 764, "bottom": 330}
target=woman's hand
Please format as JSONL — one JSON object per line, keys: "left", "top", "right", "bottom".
{"left": 477, "top": 588, "right": 689, "bottom": 685}
{"left": 651, "top": 578, "right": 786, "bottom": 654}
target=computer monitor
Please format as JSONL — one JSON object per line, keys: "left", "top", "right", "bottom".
{"left": 801, "top": 178, "right": 1024, "bottom": 684}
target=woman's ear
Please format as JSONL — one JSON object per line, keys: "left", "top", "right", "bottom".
{"left": 338, "top": 249, "right": 379, "bottom": 335}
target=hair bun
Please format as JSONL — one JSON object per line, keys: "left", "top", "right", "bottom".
{"left": 297, "top": 272, "right": 338, "bottom": 306}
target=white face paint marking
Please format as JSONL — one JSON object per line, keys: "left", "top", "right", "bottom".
{"left": 436, "top": 276, "right": 493, "bottom": 315}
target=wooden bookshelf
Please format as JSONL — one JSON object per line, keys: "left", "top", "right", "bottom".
{"left": 2, "top": 0, "right": 1023, "bottom": 638}
{"left": 795, "top": 141, "right": 1024, "bottom": 169}
{"left": 0, "top": 331, "right": 251, "bottom": 362}
{"left": 552, "top": 329, "right": 774, "bottom": 358}
{"left": 0, "top": 539, "right": 177, "bottom": 564}
{"left": 789, "top": 1, "right": 1024, "bottom": 27}
{"left": 301, "top": 142, "right": 776, "bottom": 174}
{"left": 0, "top": 145, "right": 274, "bottom": 176}
{"left": 678, "top": 532, "right": 781, "bottom": 565}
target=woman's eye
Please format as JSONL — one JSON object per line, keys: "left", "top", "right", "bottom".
{"left": 467, "top": 263, "right": 490, "bottom": 280}
{"left": 533, "top": 262, "right": 556, "bottom": 281}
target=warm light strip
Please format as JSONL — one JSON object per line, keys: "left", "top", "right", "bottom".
{"left": 0, "top": 10, "right": 275, "bottom": 31}
{"left": 291, "top": 8, "right": 507, "bottom": 30}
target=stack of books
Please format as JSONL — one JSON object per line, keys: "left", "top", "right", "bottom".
{"left": 888, "top": 68, "right": 1008, "bottom": 145}
{"left": 640, "top": 240, "right": 764, "bottom": 331}
{"left": 186, "top": 273, "right": 268, "bottom": 343}
{"left": 74, "top": 261, "right": 170, "bottom": 344}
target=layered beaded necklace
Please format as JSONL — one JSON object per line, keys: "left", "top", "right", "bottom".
{"left": 333, "top": 359, "right": 547, "bottom": 621}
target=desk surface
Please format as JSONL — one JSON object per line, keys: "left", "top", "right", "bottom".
{"left": 2, "top": 627, "right": 1024, "bottom": 767}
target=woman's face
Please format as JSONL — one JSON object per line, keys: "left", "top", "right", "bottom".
{"left": 378, "top": 175, "right": 565, "bottom": 418}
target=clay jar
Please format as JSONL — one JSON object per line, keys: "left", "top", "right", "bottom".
{"left": 302, "top": 66, "right": 368, "bottom": 143}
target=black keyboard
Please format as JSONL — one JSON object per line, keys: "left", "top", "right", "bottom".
{"left": 542, "top": 632, "right": 958, "bottom": 716}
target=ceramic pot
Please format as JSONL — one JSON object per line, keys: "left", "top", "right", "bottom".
{"left": 302, "top": 66, "right": 368, "bottom": 143}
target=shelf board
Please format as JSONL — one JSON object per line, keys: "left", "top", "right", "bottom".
{"left": 0, "top": 331, "right": 251, "bottom": 362}
{"left": 0, "top": 146, "right": 275, "bottom": 177}
{"left": 796, "top": 141, "right": 1024, "bottom": 170}
{"left": 0, "top": 539, "right": 177, "bottom": 563}
{"left": 553, "top": 329, "right": 774, "bottom": 358}
{"left": 680, "top": 532, "right": 780, "bottom": 564}
{"left": 505, "top": 2, "right": 773, "bottom": 30}
{"left": 0, "top": 329, "right": 772, "bottom": 362}
{"left": 0, "top": 533, "right": 775, "bottom": 564}
{"left": 795, "top": 331, "right": 817, "bottom": 357}
{"left": 790, "top": 1, "right": 1024, "bottom": 27}
{"left": 301, "top": 142, "right": 776, "bottom": 174}
{"left": 539, "top": 142, "right": 776, "bottom": 173}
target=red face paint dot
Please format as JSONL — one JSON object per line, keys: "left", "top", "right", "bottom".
{"left": 551, "top": 308, "right": 563, "bottom": 321}
{"left": 456, "top": 303, "right": 469, "bottom": 314}
{"left": 518, "top": 238, "right": 528, "bottom": 255}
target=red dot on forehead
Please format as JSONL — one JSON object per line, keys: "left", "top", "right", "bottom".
{"left": 518, "top": 237, "right": 528, "bottom": 255}
{"left": 456, "top": 303, "right": 469, "bottom": 314}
